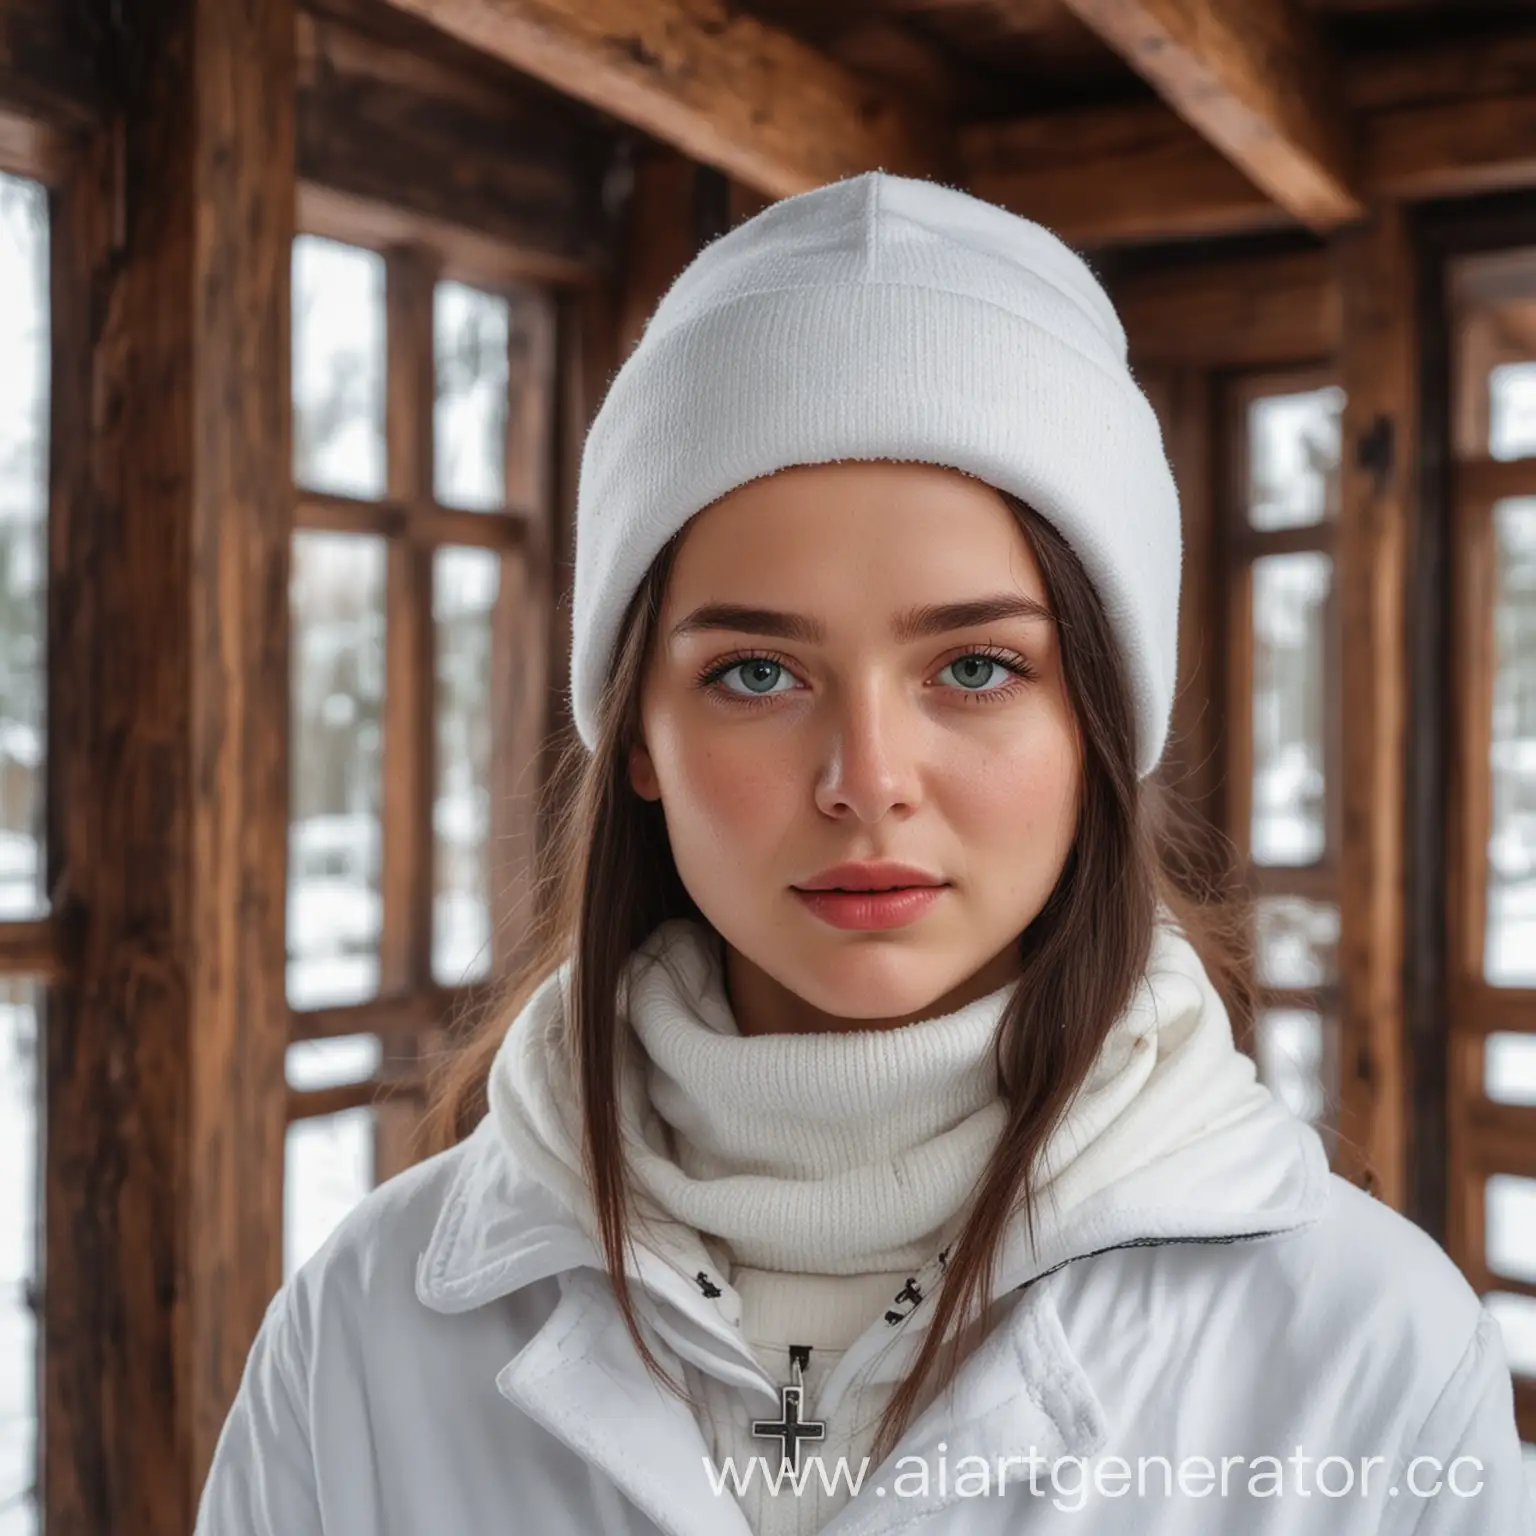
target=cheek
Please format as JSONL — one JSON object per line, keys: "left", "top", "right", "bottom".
{"left": 650, "top": 722, "right": 793, "bottom": 853}
{"left": 949, "top": 717, "right": 1081, "bottom": 852}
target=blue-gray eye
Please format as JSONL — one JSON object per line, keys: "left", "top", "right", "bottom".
{"left": 944, "top": 656, "right": 1003, "bottom": 690}
{"left": 728, "top": 659, "right": 784, "bottom": 694}
{"left": 940, "top": 656, "right": 1011, "bottom": 691}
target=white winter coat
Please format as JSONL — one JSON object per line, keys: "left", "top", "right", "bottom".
{"left": 195, "top": 1098, "right": 1534, "bottom": 1534}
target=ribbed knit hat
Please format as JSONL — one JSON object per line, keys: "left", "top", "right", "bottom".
{"left": 570, "top": 171, "right": 1181, "bottom": 778}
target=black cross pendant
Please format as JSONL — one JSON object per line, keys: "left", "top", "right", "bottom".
{"left": 750, "top": 1347, "right": 826, "bottom": 1475}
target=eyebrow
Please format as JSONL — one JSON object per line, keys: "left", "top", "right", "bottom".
{"left": 668, "top": 593, "right": 1056, "bottom": 645}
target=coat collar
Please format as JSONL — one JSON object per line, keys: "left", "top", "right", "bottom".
{"left": 416, "top": 1096, "right": 1333, "bottom": 1325}
{"left": 414, "top": 1104, "right": 1332, "bottom": 1536}
{"left": 484, "top": 1253, "right": 1111, "bottom": 1536}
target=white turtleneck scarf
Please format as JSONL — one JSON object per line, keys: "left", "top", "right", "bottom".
{"left": 487, "top": 915, "right": 1271, "bottom": 1536}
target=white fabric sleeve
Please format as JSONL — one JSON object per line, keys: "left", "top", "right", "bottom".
{"left": 193, "top": 1283, "right": 324, "bottom": 1536}
{"left": 1381, "top": 1307, "right": 1533, "bottom": 1536}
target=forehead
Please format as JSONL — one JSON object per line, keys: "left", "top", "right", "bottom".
{"left": 663, "top": 461, "right": 1048, "bottom": 612}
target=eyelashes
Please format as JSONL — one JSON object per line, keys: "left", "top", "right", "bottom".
{"left": 692, "top": 644, "right": 1038, "bottom": 710}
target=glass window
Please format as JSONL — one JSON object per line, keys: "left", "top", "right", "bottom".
{"left": 1484, "top": 1291, "right": 1536, "bottom": 1378}
{"left": 1254, "top": 1007, "right": 1330, "bottom": 1126}
{"left": 1487, "top": 498, "right": 1536, "bottom": 986}
{"left": 0, "top": 174, "right": 49, "bottom": 925}
{"left": 1251, "top": 552, "right": 1331, "bottom": 866}
{"left": 1452, "top": 250, "right": 1536, "bottom": 462}
{"left": 1491, "top": 363, "right": 1536, "bottom": 462}
{"left": 434, "top": 282, "right": 509, "bottom": 513}
{"left": 1255, "top": 896, "right": 1339, "bottom": 990}
{"left": 1246, "top": 386, "right": 1343, "bottom": 531}
{"left": 284, "top": 1108, "right": 376, "bottom": 1280}
{"left": 1486, "top": 1173, "right": 1536, "bottom": 1285}
{"left": 288, "top": 531, "right": 386, "bottom": 1009}
{"left": 293, "top": 236, "right": 387, "bottom": 500}
{"left": 286, "top": 1034, "right": 382, "bottom": 1092}
{"left": 433, "top": 548, "right": 497, "bottom": 986}
{"left": 0, "top": 979, "right": 38, "bottom": 1535}
{"left": 1487, "top": 1033, "right": 1536, "bottom": 1107}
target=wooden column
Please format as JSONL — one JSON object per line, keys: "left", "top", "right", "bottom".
{"left": 1141, "top": 365, "right": 1221, "bottom": 829}
{"left": 532, "top": 134, "right": 701, "bottom": 841}
{"left": 615, "top": 140, "right": 703, "bottom": 360}
{"left": 44, "top": 0, "right": 295, "bottom": 1528}
{"left": 1332, "top": 203, "right": 1416, "bottom": 1208}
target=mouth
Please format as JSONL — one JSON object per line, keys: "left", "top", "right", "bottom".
{"left": 791, "top": 884, "right": 949, "bottom": 931}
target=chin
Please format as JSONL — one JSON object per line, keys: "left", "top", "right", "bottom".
{"left": 787, "top": 949, "right": 957, "bottom": 1024}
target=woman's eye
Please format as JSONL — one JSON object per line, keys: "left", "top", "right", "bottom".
{"left": 938, "top": 655, "right": 1014, "bottom": 692}
{"left": 718, "top": 658, "right": 793, "bottom": 696}
{"left": 704, "top": 649, "right": 1031, "bottom": 704}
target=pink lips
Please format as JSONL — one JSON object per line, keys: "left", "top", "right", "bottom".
{"left": 791, "top": 885, "right": 946, "bottom": 931}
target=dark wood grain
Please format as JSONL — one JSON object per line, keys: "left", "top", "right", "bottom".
{"left": 1332, "top": 203, "right": 1415, "bottom": 1208}
{"left": 42, "top": 0, "right": 296, "bottom": 1527}
{"left": 1114, "top": 249, "right": 1338, "bottom": 366}
{"left": 382, "top": 0, "right": 950, "bottom": 197}
{"left": 297, "top": 9, "right": 614, "bottom": 273}
{"left": 0, "top": 0, "right": 96, "bottom": 130}
{"left": 1054, "top": 0, "right": 1362, "bottom": 229}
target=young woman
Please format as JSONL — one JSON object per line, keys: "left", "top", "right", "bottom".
{"left": 197, "top": 172, "right": 1532, "bottom": 1535}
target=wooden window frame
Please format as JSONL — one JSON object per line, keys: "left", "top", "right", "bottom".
{"left": 1447, "top": 445, "right": 1536, "bottom": 1418}
{"left": 283, "top": 192, "right": 565, "bottom": 1192}
{"left": 1424, "top": 194, "right": 1536, "bottom": 1450}
{"left": 0, "top": 105, "right": 64, "bottom": 982}
{"left": 1219, "top": 363, "right": 1345, "bottom": 1143}
{"left": 0, "top": 105, "right": 66, "bottom": 1536}
{"left": 0, "top": 1, "right": 624, "bottom": 1517}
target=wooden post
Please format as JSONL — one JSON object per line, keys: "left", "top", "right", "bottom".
{"left": 1332, "top": 203, "right": 1415, "bottom": 1208}
{"left": 43, "top": 0, "right": 295, "bottom": 1527}
{"left": 615, "top": 140, "right": 701, "bottom": 360}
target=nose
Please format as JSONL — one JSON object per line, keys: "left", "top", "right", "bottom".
{"left": 810, "top": 683, "right": 924, "bottom": 823}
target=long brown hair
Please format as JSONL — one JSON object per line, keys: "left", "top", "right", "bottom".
{"left": 416, "top": 487, "right": 1252, "bottom": 1465}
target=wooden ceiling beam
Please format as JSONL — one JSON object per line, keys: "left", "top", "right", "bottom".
{"left": 296, "top": 10, "right": 613, "bottom": 277}
{"left": 1365, "top": 89, "right": 1536, "bottom": 203}
{"left": 382, "top": 0, "right": 951, "bottom": 197}
{"left": 968, "top": 69, "right": 1536, "bottom": 248}
{"left": 1112, "top": 249, "right": 1339, "bottom": 367}
{"left": 1053, "top": 0, "right": 1363, "bottom": 231}
{"left": 964, "top": 102, "right": 1285, "bottom": 248}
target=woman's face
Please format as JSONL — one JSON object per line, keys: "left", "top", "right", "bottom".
{"left": 628, "top": 461, "right": 1083, "bottom": 1036}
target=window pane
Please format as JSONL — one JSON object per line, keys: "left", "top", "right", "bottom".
{"left": 293, "top": 236, "right": 386, "bottom": 500}
{"left": 1246, "top": 386, "right": 1343, "bottom": 531}
{"left": 1490, "top": 362, "right": 1536, "bottom": 462}
{"left": 284, "top": 1108, "right": 375, "bottom": 1280}
{"left": 433, "top": 548, "right": 497, "bottom": 986}
{"left": 0, "top": 175, "right": 49, "bottom": 925}
{"left": 1487, "top": 498, "right": 1536, "bottom": 985}
{"left": 434, "top": 282, "right": 509, "bottom": 513}
{"left": 1486, "top": 1173, "right": 1536, "bottom": 1285}
{"left": 1452, "top": 249, "right": 1536, "bottom": 462}
{"left": 1255, "top": 896, "right": 1339, "bottom": 989}
{"left": 289, "top": 532, "right": 386, "bottom": 1009}
{"left": 1251, "top": 552, "right": 1331, "bottom": 865}
{"left": 1487, "top": 1033, "right": 1536, "bottom": 1107}
{"left": 1484, "top": 1292, "right": 1536, "bottom": 1377}
{"left": 0, "top": 979, "right": 37, "bottom": 1536}
{"left": 1254, "top": 1008, "right": 1332, "bottom": 1128}
{"left": 286, "top": 1034, "right": 382, "bottom": 1092}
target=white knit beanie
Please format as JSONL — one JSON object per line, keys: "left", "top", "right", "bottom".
{"left": 570, "top": 171, "right": 1182, "bottom": 778}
